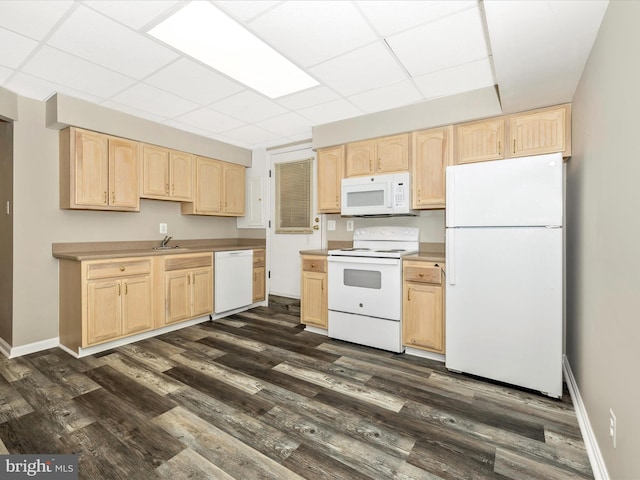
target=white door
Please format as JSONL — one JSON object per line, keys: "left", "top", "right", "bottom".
{"left": 445, "top": 226, "right": 563, "bottom": 397}
{"left": 269, "top": 145, "right": 322, "bottom": 298}
{"left": 446, "top": 153, "right": 563, "bottom": 228}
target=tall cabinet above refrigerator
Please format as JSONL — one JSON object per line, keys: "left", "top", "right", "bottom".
{"left": 445, "top": 153, "right": 563, "bottom": 398}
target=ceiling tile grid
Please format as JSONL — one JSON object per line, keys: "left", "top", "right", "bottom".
{"left": 0, "top": 1, "right": 608, "bottom": 149}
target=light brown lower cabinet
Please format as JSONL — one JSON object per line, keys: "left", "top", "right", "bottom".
{"left": 162, "top": 253, "right": 213, "bottom": 325}
{"left": 300, "top": 255, "right": 327, "bottom": 329}
{"left": 253, "top": 249, "right": 266, "bottom": 302}
{"left": 59, "top": 257, "right": 154, "bottom": 353}
{"left": 402, "top": 260, "right": 445, "bottom": 354}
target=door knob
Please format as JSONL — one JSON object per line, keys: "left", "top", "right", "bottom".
{"left": 313, "top": 225, "right": 319, "bottom": 230}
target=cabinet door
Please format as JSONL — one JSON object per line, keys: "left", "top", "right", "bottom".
{"left": 403, "top": 282, "right": 444, "bottom": 353}
{"left": 195, "top": 157, "right": 222, "bottom": 214}
{"left": 122, "top": 275, "right": 153, "bottom": 335}
{"left": 301, "top": 271, "right": 327, "bottom": 328}
{"left": 317, "top": 146, "right": 344, "bottom": 213}
{"left": 456, "top": 119, "right": 505, "bottom": 164}
{"left": 165, "top": 271, "right": 191, "bottom": 324}
{"left": 87, "top": 279, "right": 122, "bottom": 345}
{"left": 191, "top": 268, "right": 213, "bottom": 317}
{"left": 109, "top": 137, "right": 140, "bottom": 210}
{"left": 346, "top": 139, "right": 375, "bottom": 177}
{"left": 413, "top": 127, "right": 451, "bottom": 209}
{"left": 142, "top": 145, "right": 169, "bottom": 198}
{"left": 170, "top": 151, "right": 194, "bottom": 201}
{"left": 509, "top": 106, "right": 568, "bottom": 157}
{"left": 74, "top": 129, "right": 109, "bottom": 207}
{"left": 253, "top": 266, "right": 265, "bottom": 302}
{"left": 377, "top": 134, "right": 409, "bottom": 173}
{"left": 223, "top": 162, "right": 245, "bottom": 215}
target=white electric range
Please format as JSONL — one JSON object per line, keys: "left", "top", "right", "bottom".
{"left": 327, "top": 226, "right": 419, "bottom": 353}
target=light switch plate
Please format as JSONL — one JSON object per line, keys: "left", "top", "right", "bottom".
{"left": 327, "top": 220, "right": 336, "bottom": 231}
{"left": 159, "top": 223, "right": 168, "bottom": 234}
{"left": 346, "top": 220, "right": 354, "bottom": 231}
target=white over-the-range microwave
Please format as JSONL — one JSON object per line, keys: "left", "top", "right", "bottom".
{"left": 341, "top": 172, "right": 417, "bottom": 216}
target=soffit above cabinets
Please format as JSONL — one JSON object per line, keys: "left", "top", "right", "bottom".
{"left": 0, "top": 0, "right": 608, "bottom": 149}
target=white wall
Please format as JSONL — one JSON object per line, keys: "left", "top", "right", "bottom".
{"left": 12, "top": 96, "right": 240, "bottom": 348}
{"left": 567, "top": 1, "right": 639, "bottom": 477}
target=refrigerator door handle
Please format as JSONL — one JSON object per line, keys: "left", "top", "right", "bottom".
{"left": 447, "top": 229, "right": 455, "bottom": 285}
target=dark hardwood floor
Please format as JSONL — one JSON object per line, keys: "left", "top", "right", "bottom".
{"left": 0, "top": 300, "right": 592, "bottom": 479}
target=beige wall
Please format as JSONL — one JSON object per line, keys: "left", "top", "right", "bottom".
{"left": 12, "top": 96, "right": 241, "bottom": 348}
{"left": 567, "top": 1, "right": 639, "bottom": 477}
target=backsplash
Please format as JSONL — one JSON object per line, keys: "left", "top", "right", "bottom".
{"left": 324, "top": 210, "right": 445, "bottom": 243}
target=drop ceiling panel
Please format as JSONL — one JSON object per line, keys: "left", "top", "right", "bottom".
{"left": 386, "top": 6, "right": 489, "bottom": 77}
{"left": 48, "top": 6, "right": 178, "bottom": 79}
{"left": 255, "top": 112, "right": 312, "bottom": 137}
{"left": 275, "top": 86, "right": 340, "bottom": 110}
{"left": 111, "top": 83, "right": 199, "bottom": 118}
{"left": 214, "top": 0, "right": 281, "bottom": 22}
{"left": 0, "top": 0, "right": 73, "bottom": 40}
{"left": 357, "top": 0, "right": 476, "bottom": 37}
{"left": 22, "top": 46, "right": 136, "bottom": 98}
{"left": 144, "top": 58, "right": 245, "bottom": 105}
{"left": 221, "top": 124, "right": 283, "bottom": 146}
{"left": 100, "top": 100, "right": 168, "bottom": 123}
{"left": 85, "top": 0, "right": 180, "bottom": 30}
{"left": 348, "top": 79, "right": 424, "bottom": 113}
{"left": 210, "top": 90, "right": 288, "bottom": 123}
{"left": 175, "top": 107, "right": 245, "bottom": 133}
{"left": 298, "top": 98, "right": 363, "bottom": 125}
{"left": 413, "top": 58, "right": 495, "bottom": 100}
{"left": 0, "top": 27, "right": 38, "bottom": 68}
{"left": 6, "top": 72, "right": 102, "bottom": 103}
{"left": 0, "top": 66, "right": 11, "bottom": 84}
{"left": 248, "top": 1, "right": 378, "bottom": 68}
{"left": 309, "top": 42, "right": 407, "bottom": 97}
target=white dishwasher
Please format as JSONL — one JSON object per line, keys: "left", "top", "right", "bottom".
{"left": 214, "top": 250, "right": 253, "bottom": 314}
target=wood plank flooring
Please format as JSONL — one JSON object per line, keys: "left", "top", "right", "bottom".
{"left": 0, "top": 300, "right": 592, "bottom": 479}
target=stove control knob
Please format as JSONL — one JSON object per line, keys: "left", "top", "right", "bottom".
{"left": 359, "top": 303, "right": 363, "bottom": 308}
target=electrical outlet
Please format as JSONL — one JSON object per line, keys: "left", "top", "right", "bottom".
{"left": 610, "top": 409, "right": 617, "bottom": 448}
{"left": 159, "top": 223, "right": 168, "bottom": 234}
{"left": 346, "top": 220, "right": 354, "bottom": 231}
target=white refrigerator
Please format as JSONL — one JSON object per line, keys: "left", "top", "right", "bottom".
{"left": 445, "top": 153, "right": 563, "bottom": 398}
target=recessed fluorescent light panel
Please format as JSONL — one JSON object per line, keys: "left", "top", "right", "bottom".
{"left": 148, "top": 2, "right": 319, "bottom": 98}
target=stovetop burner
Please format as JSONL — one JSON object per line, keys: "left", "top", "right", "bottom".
{"left": 328, "top": 226, "right": 420, "bottom": 259}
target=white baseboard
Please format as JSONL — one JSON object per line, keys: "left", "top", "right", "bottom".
{"left": 0, "top": 337, "right": 11, "bottom": 358}
{"left": 2, "top": 337, "right": 60, "bottom": 358}
{"left": 304, "top": 325, "right": 327, "bottom": 335}
{"left": 563, "top": 355, "right": 610, "bottom": 480}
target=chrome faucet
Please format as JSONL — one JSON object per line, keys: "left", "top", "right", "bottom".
{"left": 161, "top": 236, "right": 172, "bottom": 248}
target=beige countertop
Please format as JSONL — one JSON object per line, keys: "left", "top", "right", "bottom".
{"left": 53, "top": 239, "right": 265, "bottom": 261}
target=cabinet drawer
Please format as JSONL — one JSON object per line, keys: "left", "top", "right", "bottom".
{"left": 86, "top": 259, "right": 151, "bottom": 280}
{"left": 164, "top": 254, "right": 212, "bottom": 272}
{"left": 253, "top": 249, "right": 265, "bottom": 267}
{"left": 302, "top": 257, "right": 327, "bottom": 273}
{"left": 404, "top": 264, "right": 441, "bottom": 284}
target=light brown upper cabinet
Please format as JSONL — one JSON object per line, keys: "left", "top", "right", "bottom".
{"left": 141, "top": 144, "right": 194, "bottom": 202}
{"left": 455, "top": 118, "right": 505, "bottom": 165}
{"left": 60, "top": 127, "right": 140, "bottom": 211}
{"left": 508, "top": 104, "right": 571, "bottom": 158}
{"left": 346, "top": 133, "right": 410, "bottom": 177}
{"left": 181, "top": 156, "right": 245, "bottom": 216}
{"left": 317, "top": 145, "right": 345, "bottom": 213}
{"left": 412, "top": 126, "right": 453, "bottom": 209}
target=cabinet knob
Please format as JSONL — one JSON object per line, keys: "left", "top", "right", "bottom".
{"left": 311, "top": 263, "right": 317, "bottom": 268}
{"left": 120, "top": 266, "right": 125, "bottom": 271}
{"left": 418, "top": 273, "right": 424, "bottom": 277}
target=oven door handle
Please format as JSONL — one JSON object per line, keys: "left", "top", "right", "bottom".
{"left": 327, "top": 256, "right": 400, "bottom": 266}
